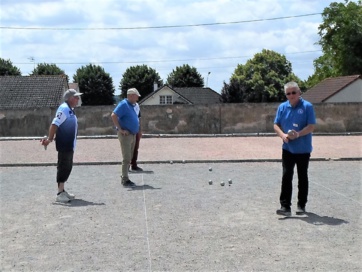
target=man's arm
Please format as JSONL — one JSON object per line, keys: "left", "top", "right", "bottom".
{"left": 297, "top": 124, "right": 315, "bottom": 138}
{"left": 111, "top": 112, "right": 129, "bottom": 136}
{"left": 274, "top": 123, "right": 289, "bottom": 143}
{"left": 41, "top": 124, "right": 58, "bottom": 147}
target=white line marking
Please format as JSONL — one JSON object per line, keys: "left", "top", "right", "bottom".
{"left": 142, "top": 174, "right": 152, "bottom": 272}
{"left": 312, "top": 181, "right": 362, "bottom": 205}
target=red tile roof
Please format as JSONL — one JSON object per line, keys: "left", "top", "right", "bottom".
{"left": 302, "top": 75, "right": 361, "bottom": 103}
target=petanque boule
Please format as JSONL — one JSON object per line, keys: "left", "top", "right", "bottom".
{"left": 220, "top": 181, "right": 225, "bottom": 186}
{"left": 209, "top": 167, "right": 212, "bottom": 171}
{"left": 228, "top": 179, "right": 232, "bottom": 185}
{"left": 208, "top": 180, "right": 213, "bottom": 185}
{"left": 170, "top": 160, "right": 173, "bottom": 164}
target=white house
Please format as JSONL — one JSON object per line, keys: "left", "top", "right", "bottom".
{"left": 302, "top": 75, "right": 362, "bottom": 103}
{"left": 140, "top": 85, "right": 222, "bottom": 105}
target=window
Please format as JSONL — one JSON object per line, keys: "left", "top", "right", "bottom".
{"left": 160, "top": 95, "right": 173, "bottom": 105}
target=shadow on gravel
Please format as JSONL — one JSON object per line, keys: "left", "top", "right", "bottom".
{"left": 52, "top": 199, "right": 106, "bottom": 207}
{"left": 280, "top": 212, "right": 349, "bottom": 225}
{"left": 129, "top": 170, "right": 154, "bottom": 174}
{"left": 127, "top": 184, "right": 161, "bottom": 191}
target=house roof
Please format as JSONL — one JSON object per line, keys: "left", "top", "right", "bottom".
{"left": 0, "top": 75, "right": 68, "bottom": 109}
{"left": 68, "top": 82, "right": 79, "bottom": 91}
{"left": 302, "top": 75, "right": 361, "bottom": 103}
{"left": 174, "top": 87, "right": 222, "bottom": 104}
{"left": 140, "top": 85, "right": 222, "bottom": 105}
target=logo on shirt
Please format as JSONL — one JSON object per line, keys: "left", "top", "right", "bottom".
{"left": 298, "top": 109, "right": 304, "bottom": 114}
{"left": 56, "top": 112, "right": 63, "bottom": 119}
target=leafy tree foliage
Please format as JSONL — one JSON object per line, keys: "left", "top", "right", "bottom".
{"left": 119, "top": 65, "right": 163, "bottom": 99}
{"left": 222, "top": 49, "right": 303, "bottom": 103}
{"left": 306, "top": 0, "right": 362, "bottom": 88}
{"left": 73, "top": 64, "right": 115, "bottom": 105}
{"left": 30, "top": 63, "right": 69, "bottom": 81}
{"left": 166, "top": 64, "right": 204, "bottom": 87}
{"left": 220, "top": 78, "right": 246, "bottom": 103}
{"left": 0, "top": 58, "right": 21, "bottom": 76}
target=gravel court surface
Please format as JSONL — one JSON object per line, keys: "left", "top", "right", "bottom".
{"left": 1, "top": 161, "right": 361, "bottom": 271}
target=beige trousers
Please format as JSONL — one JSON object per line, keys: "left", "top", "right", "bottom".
{"left": 117, "top": 133, "right": 136, "bottom": 182}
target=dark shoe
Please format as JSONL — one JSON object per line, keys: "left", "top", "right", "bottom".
{"left": 276, "top": 206, "right": 291, "bottom": 216}
{"left": 296, "top": 205, "right": 306, "bottom": 215}
{"left": 131, "top": 166, "right": 143, "bottom": 171}
{"left": 122, "top": 180, "right": 136, "bottom": 187}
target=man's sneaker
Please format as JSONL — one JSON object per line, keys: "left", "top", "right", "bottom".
{"left": 56, "top": 192, "right": 70, "bottom": 203}
{"left": 296, "top": 205, "right": 306, "bottom": 215}
{"left": 122, "top": 180, "right": 136, "bottom": 187}
{"left": 131, "top": 166, "right": 143, "bottom": 171}
{"left": 63, "top": 190, "right": 75, "bottom": 200}
{"left": 276, "top": 206, "right": 291, "bottom": 216}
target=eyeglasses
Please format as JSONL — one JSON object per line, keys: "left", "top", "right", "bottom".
{"left": 286, "top": 91, "right": 297, "bottom": 96}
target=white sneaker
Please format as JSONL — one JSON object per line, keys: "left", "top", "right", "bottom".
{"left": 56, "top": 192, "right": 70, "bottom": 203}
{"left": 63, "top": 190, "right": 75, "bottom": 200}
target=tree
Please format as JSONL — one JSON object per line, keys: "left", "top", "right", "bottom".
{"left": 166, "top": 64, "right": 204, "bottom": 87}
{"left": 220, "top": 78, "right": 246, "bottom": 103}
{"left": 222, "top": 49, "right": 303, "bottom": 103}
{"left": 306, "top": 0, "right": 362, "bottom": 88}
{"left": 31, "top": 63, "right": 67, "bottom": 76}
{"left": 73, "top": 64, "right": 115, "bottom": 105}
{"left": 119, "top": 65, "right": 163, "bottom": 99}
{"left": 0, "top": 58, "right": 21, "bottom": 76}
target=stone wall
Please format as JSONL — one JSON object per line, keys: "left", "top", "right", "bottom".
{"left": 0, "top": 103, "right": 361, "bottom": 137}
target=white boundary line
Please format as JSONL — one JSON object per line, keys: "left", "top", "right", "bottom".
{"left": 312, "top": 181, "right": 362, "bottom": 206}
{"left": 142, "top": 174, "right": 152, "bottom": 272}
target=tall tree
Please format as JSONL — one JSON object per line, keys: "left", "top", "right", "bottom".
{"left": 73, "top": 64, "right": 115, "bottom": 105}
{"left": 222, "top": 49, "right": 303, "bottom": 103}
{"left": 220, "top": 78, "right": 246, "bottom": 103}
{"left": 306, "top": 0, "right": 362, "bottom": 88}
{"left": 0, "top": 58, "right": 21, "bottom": 76}
{"left": 119, "top": 65, "right": 163, "bottom": 99}
{"left": 166, "top": 64, "right": 204, "bottom": 87}
{"left": 30, "top": 63, "right": 69, "bottom": 81}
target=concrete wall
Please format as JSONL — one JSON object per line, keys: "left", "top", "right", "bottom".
{"left": 0, "top": 103, "right": 361, "bottom": 137}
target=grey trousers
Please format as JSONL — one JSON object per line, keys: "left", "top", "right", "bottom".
{"left": 117, "top": 133, "right": 136, "bottom": 182}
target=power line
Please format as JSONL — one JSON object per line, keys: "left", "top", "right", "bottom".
{"left": 0, "top": 13, "right": 321, "bottom": 31}
{"left": 13, "top": 50, "right": 321, "bottom": 65}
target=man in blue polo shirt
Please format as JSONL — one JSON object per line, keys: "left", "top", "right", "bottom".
{"left": 111, "top": 88, "right": 140, "bottom": 187}
{"left": 41, "top": 89, "right": 83, "bottom": 203}
{"left": 274, "top": 82, "right": 316, "bottom": 216}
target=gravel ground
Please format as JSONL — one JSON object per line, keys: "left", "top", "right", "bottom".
{"left": 0, "top": 161, "right": 361, "bottom": 271}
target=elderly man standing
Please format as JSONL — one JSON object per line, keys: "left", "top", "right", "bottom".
{"left": 41, "top": 89, "right": 83, "bottom": 203}
{"left": 111, "top": 88, "right": 141, "bottom": 187}
{"left": 273, "top": 82, "right": 316, "bottom": 216}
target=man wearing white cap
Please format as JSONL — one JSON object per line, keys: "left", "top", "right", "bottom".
{"left": 111, "top": 88, "right": 141, "bottom": 187}
{"left": 41, "top": 89, "right": 83, "bottom": 202}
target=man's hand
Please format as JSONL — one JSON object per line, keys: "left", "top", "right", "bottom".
{"left": 287, "top": 130, "right": 299, "bottom": 140}
{"left": 282, "top": 133, "right": 290, "bottom": 143}
{"left": 118, "top": 129, "right": 130, "bottom": 136}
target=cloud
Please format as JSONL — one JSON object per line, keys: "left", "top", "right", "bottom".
{"left": 0, "top": 0, "right": 341, "bottom": 93}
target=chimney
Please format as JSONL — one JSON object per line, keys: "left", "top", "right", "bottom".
{"left": 153, "top": 82, "right": 158, "bottom": 92}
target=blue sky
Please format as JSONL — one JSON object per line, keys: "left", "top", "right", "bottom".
{"left": 0, "top": 0, "right": 345, "bottom": 94}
